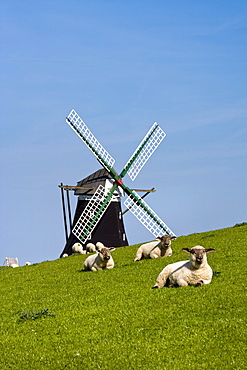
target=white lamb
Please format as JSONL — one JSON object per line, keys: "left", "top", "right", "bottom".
{"left": 95, "top": 241, "right": 105, "bottom": 251}
{"left": 72, "top": 243, "right": 86, "bottom": 255}
{"left": 86, "top": 243, "right": 96, "bottom": 253}
{"left": 84, "top": 247, "right": 116, "bottom": 271}
{"left": 152, "top": 245, "right": 215, "bottom": 289}
{"left": 134, "top": 235, "right": 176, "bottom": 261}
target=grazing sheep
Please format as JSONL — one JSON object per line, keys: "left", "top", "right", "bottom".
{"left": 62, "top": 253, "right": 68, "bottom": 258}
{"left": 84, "top": 247, "right": 116, "bottom": 271}
{"left": 134, "top": 235, "right": 176, "bottom": 261}
{"left": 72, "top": 243, "right": 86, "bottom": 255}
{"left": 25, "top": 261, "right": 31, "bottom": 265}
{"left": 152, "top": 245, "right": 215, "bottom": 289}
{"left": 86, "top": 243, "right": 96, "bottom": 253}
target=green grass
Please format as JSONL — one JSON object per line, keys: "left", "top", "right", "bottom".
{"left": 0, "top": 225, "right": 246, "bottom": 369}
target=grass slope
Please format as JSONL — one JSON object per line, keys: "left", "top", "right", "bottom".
{"left": 0, "top": 225, "right": 246, "bottom": 369}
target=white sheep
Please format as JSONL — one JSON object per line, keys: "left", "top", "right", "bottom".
{"left": 134, "top": 235, "right": 176, "bottom": 261}
{"left": 95, "top": 241, "right": 105, "bottom": 251}
{"left": 84, "top": 247, "right": 116, "bottom": 271}
{"left": 152, "top": 245, "right": 215, "bottom": 289}
{"left": 72, "top": 243, "right": 86, "bottom": 255}
{"left": 62, "top": 253, "right": 68, "bottom": 258}
{"left": 86, "top": 243, "right": 96, "bottom": 253}
{"left": 25, "top": 261, "right": 31, "bottom": 265}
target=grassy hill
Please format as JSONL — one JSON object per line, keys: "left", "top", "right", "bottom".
{"left": 1, "top": 225, "right": 246, "bottom": 369}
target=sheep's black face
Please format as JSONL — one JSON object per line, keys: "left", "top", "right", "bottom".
{"left": 159, "top": 235, "right": 176, "bottom": 248}
{"left": 191, "top": 249, "right": 205, "bottom": 264}
{"left": 183, "top": 246, "right": 215, "bottom": 265}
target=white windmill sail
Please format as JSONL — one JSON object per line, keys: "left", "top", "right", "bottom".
{"left": 72, "top": 184, "right": 114, "bottom": 243}
{"left": 124, "top": 191, "right": 176, "bottom": 237}
{"left": 66, "top": 110, "right": 115, "bottom": 170}
{"left": 123, "top": 123, "right": 166, "bottom": 181}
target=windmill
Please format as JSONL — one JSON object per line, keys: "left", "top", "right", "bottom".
{"left": 60, "top": 109, "right": 176, "bottom": 255}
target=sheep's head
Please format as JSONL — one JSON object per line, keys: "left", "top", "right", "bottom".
{"left": 157, "top": 235, "right": 176, "bottom": 249}
{"left": 98, "top": 247, "right": 115, "bottom": 261}
{"left": 182, "top": 246, "right": 215, "bottom": 266}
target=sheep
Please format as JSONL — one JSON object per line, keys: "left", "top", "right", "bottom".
{"left": 152, "top": 245, "right": 215, "bottom": 289}
{"left": 10, "top": 264, "right": 19, "bottom": 268}
{"left": 84, "top": 247, "right": 116, "bottom": 271}
{"left": 62, "top": 253, "right": 68, "bottom": 258}
{"left": 95, "top": 241, "right": 105, "bottom": 251}
{"left": 72, "top": 243, "right": 86, "bottom": 255}
{"left": 25, "top": 261, "right": 31, "bottom": 265}
{"left": 86, "top": 242, "right": 96, "bottom": 253}
{"left": 134, "top": 235, "right": 176, "bottom": 261}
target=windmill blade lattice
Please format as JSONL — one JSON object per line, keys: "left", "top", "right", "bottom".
{"left": 122, "top": 122, "right": 166, "bottom": 181}
{"left": 66, "top": 109, "right": 115, "bottom": 171}
{"left": 72, "top": 184, "right": 116, "bottom": 243}
{"left": 124, "top": 191, "right": 176, "bottom": 237}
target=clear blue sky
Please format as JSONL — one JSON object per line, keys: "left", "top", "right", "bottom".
{"left": 1, "top": 0, "right": 246, "bottom": 265}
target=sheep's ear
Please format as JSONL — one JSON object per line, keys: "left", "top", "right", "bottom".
{"left": 171, "top": 236, "right": 177, "bottom": 240}
{"left": 205, "top": 248, "right": 215, "bottom": 253}
{"left": 182, "top": 248, "right": 191, "bottom": 253}
{"left": 109, "top": 247, "right": 116, "bottom": 252}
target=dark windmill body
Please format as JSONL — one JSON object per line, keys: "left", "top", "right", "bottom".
{"left": 59, "top": 109, "right": 176, "bottom": 258}
{"left": 60, "top": 169, "right": 128, "bottom": 257}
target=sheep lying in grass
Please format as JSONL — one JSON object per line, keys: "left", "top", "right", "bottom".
{"left": 134, "top": 235, "right": 176, "bottom": 261}
{"left": 72, "top": 243, "right": 86, "bottom": 255}
{"left": 86, "top": 243, "right": 96, "bottom": 253}
{"left": 84, "top": 247, "right": 116, "bottom": 271}
{"left": 95, "top": 241, "right": 105, "bottom": 251}
{"left": 152, "top": 245, "right": 215, "bottom": 289}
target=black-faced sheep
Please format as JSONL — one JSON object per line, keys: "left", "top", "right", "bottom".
{"left": 152, "top": 245, "right": 215, "bottom": 288}
{"left": 134, "top": 235, "right": 176, "bottom": 261}
{"left": 83, "top": 247, "right": 116, "bottom": 271}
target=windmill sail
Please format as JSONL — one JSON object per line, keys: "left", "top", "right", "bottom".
{"left": 66, "top": 110, "right": 115, "bottom": 171}
{"left": 72, "top": 184, "right": 116, "bottom": 243}
{"left": 122, "top": 123, "right": 166, "bottom": 181}
{"left": 124, "top": 191, "right": 176, "bottom": 237}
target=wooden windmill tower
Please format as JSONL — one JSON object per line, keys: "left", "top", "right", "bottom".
{"left": 60, "top": 109, "right": 176, "bottom": 257}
